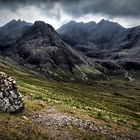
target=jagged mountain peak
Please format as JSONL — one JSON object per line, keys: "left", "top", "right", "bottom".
{"left": 64, "top": 20, "right": 96, "bottom": 27}
{"left": 68, "top": 20, "right": 77, "bottom": 24}
{"left": 2, "top": 19, "right": 32, "bottom": 28}
{"left": 0, "top": 19, "right": 32, "bottom": 48}
{"left": 33, "top": 21, "right": 54, "bottom": 31}
{"left": 7, "top": 19, "right": 17, "bottom": 23}
{"left": 57, "top": 19, "right": 126, "bottom": 47}
{"left": 98, "top": 19, "right": 125, "bottom": 29}
{"left": 97, "top": 19, "right": 114, "bottom": 26}
{"left": 22, "top": 20, "right": 60, "bottom": 44}
{"left": 34, "top": 21, "right": 48, "bottom": 26}
{"left": 86, "top": 21, "right": 96, "bottom": 25}
{"left": 98, "top": 19, "right": 109, "bottom": 23}
{"left": 58, "top": 20, "right": 78, "bottom": 32}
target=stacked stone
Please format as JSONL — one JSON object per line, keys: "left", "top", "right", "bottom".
{"left": 0, "top": 72, "right": 24, "bottom": 113}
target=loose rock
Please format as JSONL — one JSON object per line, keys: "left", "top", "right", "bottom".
{"left": 0, "top": 72, "right": 24, "bottom": 113}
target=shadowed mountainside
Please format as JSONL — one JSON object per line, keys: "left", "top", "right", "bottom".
{"left": 0, "top": 20, "right": 105, "bottom": 81}
{"left": 58, "top": 20, "right": 140, "bottom": 78}
{"left": 0, "top": 19, "right": 32, "bottom": 51}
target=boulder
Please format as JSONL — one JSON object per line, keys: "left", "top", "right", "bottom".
{"left": 0, "top": 72, "right": 24, "bottom": 113}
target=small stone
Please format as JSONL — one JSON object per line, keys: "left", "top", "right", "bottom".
{"left": 22, "top": 116, "right": 28, "bottom": 120}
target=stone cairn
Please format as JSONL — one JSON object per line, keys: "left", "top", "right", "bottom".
{"left": 0, "top": 72, "right": 24, "bottom": 113}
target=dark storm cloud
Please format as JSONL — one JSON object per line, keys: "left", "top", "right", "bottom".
{"left": 82, "top": 0, "right": 140, "bottom": 17}
{"left": 0, "top": 0, "right": 56, "bottom": 10}
{"left": 0, "top": 0, "right": 140, "bottom": 18}
{"left": 60, "top": 0, "right": 140, "bottom": 17}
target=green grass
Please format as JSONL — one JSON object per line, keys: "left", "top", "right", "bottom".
{"left": 0, "top": 113, "right": 48, "bottom": 140}
{"left": 0, "top": 58, "right": 140, "bottom": 139}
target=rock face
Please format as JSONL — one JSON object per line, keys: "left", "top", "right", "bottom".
{"left": 0, "top": 72, "right": 24, "bottom": 113}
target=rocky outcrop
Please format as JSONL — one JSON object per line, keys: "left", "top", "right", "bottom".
{"left": 0, "top": 72, "right": 24, "bottom": 113}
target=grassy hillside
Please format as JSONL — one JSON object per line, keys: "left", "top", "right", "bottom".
{"left": 0, "top": 57, "right": 140, "bottom": 140}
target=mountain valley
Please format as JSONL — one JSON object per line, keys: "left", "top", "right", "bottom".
{"left": 0, "top": 19, "right": 140, "bottom": 140}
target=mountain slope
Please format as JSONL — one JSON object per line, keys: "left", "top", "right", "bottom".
{"left": 105, "top": 26, "right": 140, "bottom": 70}
{"left": 58, "top": 20, "right": 140, "bottom": 75}
{"left": 0, "top": 56, "right": 140, "bottom": 140}
{"left": 0, "top": 19, "right": 32, "bottom": 51}
{"left": 13, "top": 21, "right": 103, "bottom": 80}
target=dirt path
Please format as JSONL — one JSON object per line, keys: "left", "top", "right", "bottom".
{"left": 31, "top": 106, "right": 131, "bottom": 140}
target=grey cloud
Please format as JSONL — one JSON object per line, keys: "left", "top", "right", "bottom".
{"left": 0, "top": 0, "right": 140, "bottom": 17}
{"left": 82, "top": 0, "right": 140, "bottom": 17}
{"left": 59, "top": 0, "right": 140, "bottom": 17}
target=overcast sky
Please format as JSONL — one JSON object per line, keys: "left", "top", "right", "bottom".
{"left": 0, "top": 0, "right": 140, "bottom": 29}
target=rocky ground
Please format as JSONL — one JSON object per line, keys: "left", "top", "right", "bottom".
{"left": 31, "top": 106, "right": 135, "bottom": 140}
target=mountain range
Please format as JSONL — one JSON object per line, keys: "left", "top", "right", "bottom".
{"left": 57, "top": 19, "right": 125, "bottom": 47}
{"left": 0, "top": 20, "right": 104, "bottom": 81}
{"left": 0, "top": 19, "right": 140, "bottom": 81}
{"left": 58, "top": 20, "right": 140, "bottom": 77}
